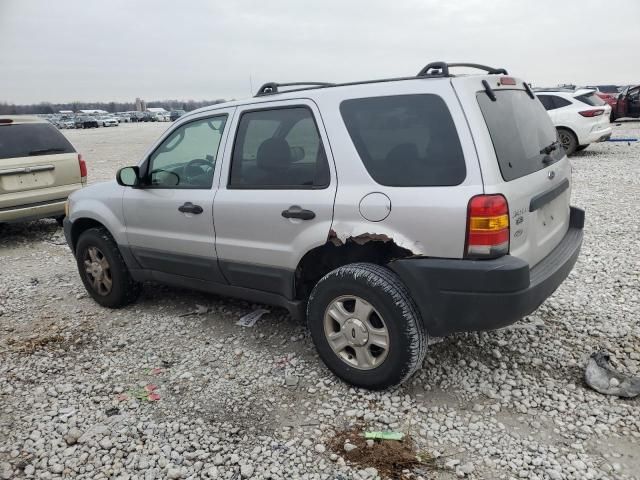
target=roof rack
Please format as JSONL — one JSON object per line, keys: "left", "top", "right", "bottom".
{"left": 254, "top": 62, "right": 510, "bottom": 97}
{"left": 256, "top": 82, "right": 334, "bottom": 96}
{"left": 417, "top": 62, "right": 508, "bottom": 77}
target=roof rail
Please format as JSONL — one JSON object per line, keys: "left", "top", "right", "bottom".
{"left": 256, "top": 82, "right": 334, "bottom": 96}
{"left": 417, "top": 62, "right": 508, "bottom": 77}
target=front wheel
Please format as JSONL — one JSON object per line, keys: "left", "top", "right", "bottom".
{"left": 75, "top": 227, "right": 141, "bottom": 308}
{"left": 557, "top": 127, "right": 578, "bottom": 156}
{"left": 307, "top": 263, "right": 427, "bottom": 390}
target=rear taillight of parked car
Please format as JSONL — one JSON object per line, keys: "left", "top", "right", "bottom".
{"left": 78, "top": 153, "right": 87, "bottom": 182}
{"left": 465, "top": 194, "right": 509, "bottom": 259}
{"left": 578, "top": 109, "right": 605, "bottom": 117}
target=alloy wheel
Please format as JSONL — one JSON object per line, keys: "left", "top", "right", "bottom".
{"left": 83, "top": 246, "right": 112, "bottom": 296}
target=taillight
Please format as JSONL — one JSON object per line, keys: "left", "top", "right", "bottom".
{"left": 78, "top": 153, "right": 87, "bottom": 179}
{"left": 579, "top": 109, "right": 604, "bottom": 117}
{"left": 466, "top": 194, "right": 509, "bottom": 258}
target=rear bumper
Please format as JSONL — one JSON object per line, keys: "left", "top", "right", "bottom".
{"left": 0, "top": 198, "right": 66, "bottom": 223}
{"left": 390, "top": 207, "right": 584, "bottom": 337}
{"left": 584, "top": 126, "right": 612, "bottom": 144}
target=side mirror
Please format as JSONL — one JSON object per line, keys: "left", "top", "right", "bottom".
{"left": 116, "top": 166, "right": 140, "bottom": 187}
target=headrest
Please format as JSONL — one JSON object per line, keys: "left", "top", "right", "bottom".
{"left": 256, "top": 138, "right": 292, "bottom": 169}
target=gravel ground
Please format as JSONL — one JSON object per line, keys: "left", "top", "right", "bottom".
{"left": 0, "top": 122, "right": 639, "bottom": 480}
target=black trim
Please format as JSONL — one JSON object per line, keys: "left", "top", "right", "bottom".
{"left": 256, "top": 82, "right": 334, "bottom": 96}
{"left": 482, "top": 80, "right": 497, "bottom": 101}
{"left": 130, "top": 269, "right": 305, "bottom": 320}
{"left": 0, "top": 196, "right": 67, "bottom": 212}
{"left": 523, "top": 82, "right": 536, "bottom": 99}
{"left": 218, "top": 260, "right": 295, "bottom": 299}
{"left": 129, "top": 246, "right": 227, "bottom": 284}
{"left": 390, "top": 207, "right": 584, "bottom": 336}
{"left": 529, "top": 178, "right": 569, "bottom": 212}
{"left": 417, "top": 62, "right": 508, "bottom": 77}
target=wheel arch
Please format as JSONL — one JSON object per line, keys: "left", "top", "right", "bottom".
{"left": 293, "top": 234, "right": 414, "bottom": 302}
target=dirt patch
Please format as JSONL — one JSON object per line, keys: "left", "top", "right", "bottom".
{"left": 328, "top": 425, "right": 438, "bottom": 479}
{"left": 3, "top": 320, "right": 94, "bottom": 354}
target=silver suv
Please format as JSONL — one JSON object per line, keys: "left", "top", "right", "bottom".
{"left": 64, "top": 63, "right": 584, "bottom": 389}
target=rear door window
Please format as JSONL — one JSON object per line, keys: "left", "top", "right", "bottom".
{"left": 477, "top": 90, "right": 563, "bottom": 181}
{"left": 340, "top": 94, "right": 466, "bottom": 187}
{"left": 0, "top": 123, "right": 75, "bottom": 161}
{"left": 575, "top": 92, "right": 606, "bottom": 106}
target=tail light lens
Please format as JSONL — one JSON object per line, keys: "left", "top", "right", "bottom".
{"left": 579, "top": 109, "right": 604, "bottom": 117}
{"left": 466, "top": 194, "right": 509, "bottom": 258}
{"left": 78, "top": 153, "right": 87, "bottom": 180}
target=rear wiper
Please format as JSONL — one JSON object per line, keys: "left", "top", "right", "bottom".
{"left": 540, "top": 141, "right": 560, "bottom": 156}
{"left": 28, "top": 148, "right": 65, "bottom": 156}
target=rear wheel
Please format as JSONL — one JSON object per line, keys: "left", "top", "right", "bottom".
{"left": 575, "top": 145, "right": 589, "bottom": 152}
{"left": 557, "top": 127, "right": 578, "bottom": 156}
{"left": 75, "top": 227, "right": 141, "bottom": 308}
{"left": 307, "top": 263, "right": 427, "bottom": 390}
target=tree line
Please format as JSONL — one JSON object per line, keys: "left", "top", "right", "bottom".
{"left": 0, "top": 99, "right": 227, "bottom": 115}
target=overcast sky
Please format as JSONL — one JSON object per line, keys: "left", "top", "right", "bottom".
{"left": 1, "top": 0, "right": 638, "bottom": 104}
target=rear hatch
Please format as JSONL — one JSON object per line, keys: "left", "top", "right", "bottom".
{"left": 452, "top": 76, "right": 572, "bottom": 268}
{"left": 0, "top": 119, "right": 81, "bottom": 208}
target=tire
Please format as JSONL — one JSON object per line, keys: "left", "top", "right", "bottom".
{"left": 557, "top": 127, "right": 578, "bottom": 156}
{"left": 75, "top": 227, "right": 141, "bottom": 308}
{"left": 575, "top": 145, "right": 589, "bottom": 152}
{"left": 307, "top": 262, "right": 427, "bottom": 390}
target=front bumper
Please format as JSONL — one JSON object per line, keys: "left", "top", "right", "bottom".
{"left": 390, "top": 207, "right": 585, "bottom": 337}
{"left": 63, "top": 217, "right": 74, "bottom": 252}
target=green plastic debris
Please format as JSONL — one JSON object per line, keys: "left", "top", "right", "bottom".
{"left": 363, "top": 431, "right": 404, "bottom": 441}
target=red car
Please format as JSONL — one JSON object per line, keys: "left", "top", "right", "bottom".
{"left": 611, "top": 85, "right": 640, "bottom": 121}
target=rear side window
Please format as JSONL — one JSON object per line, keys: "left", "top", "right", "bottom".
{"left": 575, "top": 93, "right": 606, "bottom": 106}
{"left": 477, "top": 90, "right": 563, "bottom": 182}
{"left": 538, "top": 95, "right": 571, "bottom": 110}
{"left": 340, "top": 94, "right": 466, "bottom": 187}
{"left": 0, "top": 123, "right": 75, "bottom": 161}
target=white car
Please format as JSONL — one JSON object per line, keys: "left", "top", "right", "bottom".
{"left": 98, "top": 116, "right": 119, "bottom": 127}
{"left": 535, "top": 88, "right": 612, "bottom": 155}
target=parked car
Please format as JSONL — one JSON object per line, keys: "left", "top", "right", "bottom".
{"left": 585, "top": 85, "right": 621, "bottom": 113}
{"left": 98, "top": 116, "right": 119, "bottom": 127}
{"left": 0, "top": 116, "right": 86, "bottom": 225}
{"left": 74, "top": 116, "right": 99, "bottom": 129}
{"left": 56, "top": 118, "right": 76, "bottom": 129}
{"left": 611, "top": 85, "right": 640, "bottom": 121}
{"left": 63, "top": 62, "right": 584, "bottom": 389}
{"left": 116, "top": 113, "right": 131, "bottom": 123}
{"left": 170, "top": 110, "right": 186, "bottom": 121}
{"left": 152, "top": 112, "right": 170, "bottom": 122}
{"left": 534, "top": 88, "right": 612, "bottom": 155}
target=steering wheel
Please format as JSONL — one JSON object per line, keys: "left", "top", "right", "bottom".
{"left": 184, "top": 158, "right": 214, "bottom": 183}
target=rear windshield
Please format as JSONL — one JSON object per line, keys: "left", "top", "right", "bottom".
{"left": 575, "top": 93, "right": 606, "bottom": 106}
{"left": 0, "top": 123, "right": 75, "bottom": 161}
{"left": 477, "top": 90, "right": 563, "bottom": 182}
{"left": 340, "top": 94, "right": 466, "bottom": 187}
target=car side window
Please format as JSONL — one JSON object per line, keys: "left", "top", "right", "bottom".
{"left": 229, "top": 107, "right": 330, "bottom": 189}
{"left": 538, "top": 95, "right": 554, "bottom": 110}
{"left": 552, "top": 96, "right": 572, "bottom": 109}
{"left": 147, "top": 115, "right": 227, "bottom": 188}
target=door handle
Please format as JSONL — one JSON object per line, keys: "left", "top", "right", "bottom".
{"left": 282, "top": 205, "right": 315, "bottom": 220}
{"left": 178, "top": 202, "right": 203, "bottom": 214}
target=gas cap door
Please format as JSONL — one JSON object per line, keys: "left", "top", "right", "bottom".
{"left": 359, "top": 192, "right": 391, "bottom": 222}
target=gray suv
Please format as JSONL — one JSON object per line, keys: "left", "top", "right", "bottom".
{"left": 64, "top": 63, "right": 584, "bottom": 389}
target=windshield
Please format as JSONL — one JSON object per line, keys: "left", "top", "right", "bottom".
{"left": 477, "top": 90, "right": 564, "bottom": 181}
{"left": 0, "top": 123, "right": 75, "bottom": 160}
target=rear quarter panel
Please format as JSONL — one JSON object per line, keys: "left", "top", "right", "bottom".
{"left": 312, "top": 78, "right": 484, "bottom": 258}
